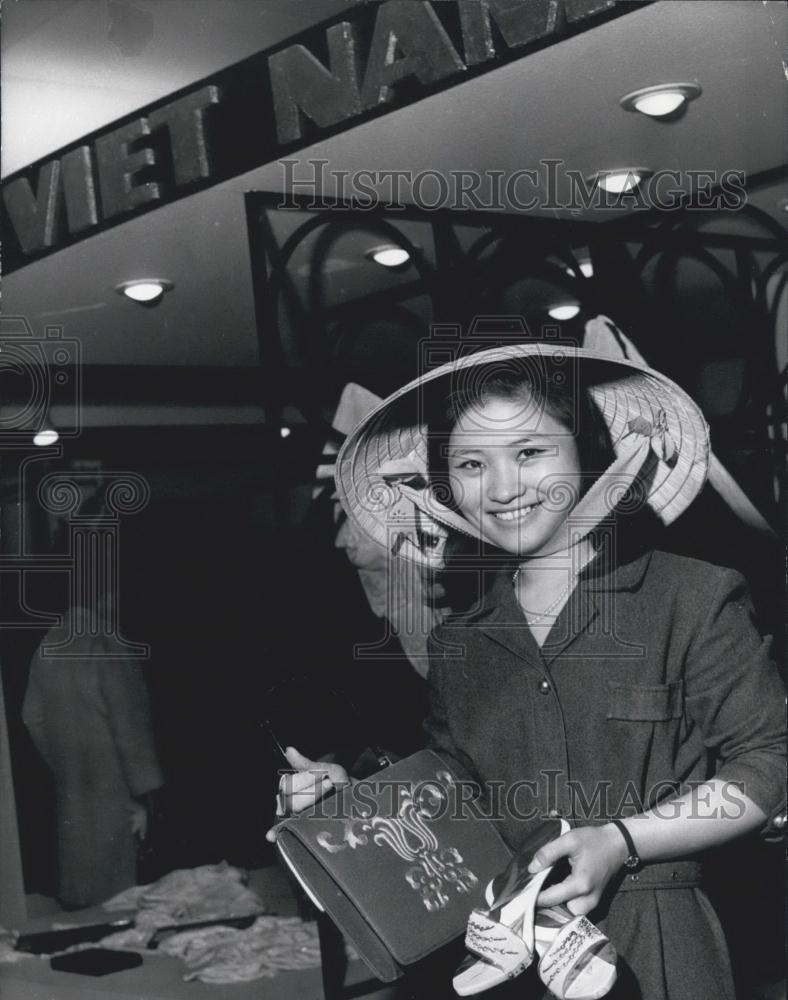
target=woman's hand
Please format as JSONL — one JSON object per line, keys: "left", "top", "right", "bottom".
{"left": 528, "top": 824, "right": 629, "bottom": 915}
{"left": 265, "top": 746, "right": 350, "bottom": 843}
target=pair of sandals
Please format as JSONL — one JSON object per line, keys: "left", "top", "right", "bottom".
{"left": 453, "top": 821, "right": 618, "bottom": 999}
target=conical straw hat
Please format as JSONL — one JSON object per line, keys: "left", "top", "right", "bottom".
{"left": 335, "top": 343, "right": 710, "bottom": 566}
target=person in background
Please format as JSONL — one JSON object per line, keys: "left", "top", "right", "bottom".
{"left": 22, "top": 590, "right": 163, "bottom": 908}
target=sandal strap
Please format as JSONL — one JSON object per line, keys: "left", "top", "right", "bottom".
{"left": 465, "top": 909, "right": 532, "bottom": 976}
{"left": 537, "top": 915, "right": 613, "bottom": 998}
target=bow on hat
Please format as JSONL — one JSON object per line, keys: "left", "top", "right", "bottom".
{"left": 584, "top": 316, "right": 773, "bottom": 537}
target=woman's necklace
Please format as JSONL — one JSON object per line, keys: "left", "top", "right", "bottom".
{"left": 512, "top": 544, "right": 596, "bottom": 624}
{"left": 512, "top": 568, "right": 572, "bottom": 623}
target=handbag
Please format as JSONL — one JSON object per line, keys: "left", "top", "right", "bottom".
{"left": 276, "top": 749, "right": 512, "bottom": 982}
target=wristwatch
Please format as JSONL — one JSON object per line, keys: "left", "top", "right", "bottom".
{"left": 611, "top": 819, "right": 641, "bottom": 869}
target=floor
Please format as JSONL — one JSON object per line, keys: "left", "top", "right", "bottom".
{"left": 0, "top": 866, "right": 405, "bottom": 1000}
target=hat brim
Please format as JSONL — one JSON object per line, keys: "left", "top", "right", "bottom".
{"left": 336, "top": 344, "right": 710, "bottom": 564}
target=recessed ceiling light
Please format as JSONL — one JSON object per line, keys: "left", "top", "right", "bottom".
{"left": 573, "top": 259, "right": 593, "bottom": 278}
{"left": 280, "top": 426, "right": 291, "bottom": 438}
{"left": 548, "top": 304, "right": 581, "bottom": 321}
{"left": 33, "top": 428, "right": 59, "bottom": 447}
{"left": 368, "top": 246, "right": 411, "bottom": 268}
{"left": 593, "top": 170, "right": 650, "bottom": 194}
{"left": 634, "top": 91, "right": 686, "bottom": 117}
{"left": 620, "top": 82, "right": 701, "bottom": 118}
{"left": 115, "top": 279, "right": 174, "bottom": 303}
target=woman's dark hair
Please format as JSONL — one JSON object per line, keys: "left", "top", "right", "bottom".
{"left": 423, "top": 357, "right": 618, "bottom": 610}
{"left": 426, "top": 357, "right": 615, "bottom": 504}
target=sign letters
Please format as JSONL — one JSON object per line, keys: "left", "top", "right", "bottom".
{"left": 2, "top": 0, "right": 644, "bottom": 270}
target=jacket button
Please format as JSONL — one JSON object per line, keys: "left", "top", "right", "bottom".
{"left": 630, "top": 873, "right": 639, "bottom": 882}
{"left": 538, "top": 680, "right": 551, "bottom": 694}
{"left": 671, "top": 871, "right": 679, "bottom": 880}
{"left": 774, "top": 813, "right": 786, "bottom": 830}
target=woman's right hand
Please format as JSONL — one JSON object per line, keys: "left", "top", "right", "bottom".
{"left": 265, "top": 746, "right": 349, "bottom": 842}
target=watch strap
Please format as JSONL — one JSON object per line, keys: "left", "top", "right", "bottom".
{"left": 611, "top": 819, "right": 640, "bottom": 869}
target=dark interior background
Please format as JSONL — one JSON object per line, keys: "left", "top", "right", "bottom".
{"left": 1, "top": 2, "right": 785, "bottom": 992}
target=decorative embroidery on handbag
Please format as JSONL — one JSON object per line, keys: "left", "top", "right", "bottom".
{"left": 315, "top": 770, "right": 478, "bottom": 912}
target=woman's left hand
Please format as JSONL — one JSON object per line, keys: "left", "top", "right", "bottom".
{"left": 528, "top": 824, "right": 629, "bottom": 915}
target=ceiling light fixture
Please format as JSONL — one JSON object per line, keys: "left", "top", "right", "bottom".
{"left": 33, "top": 428, "right": 59, "bottom": 447}
{"left": 115, "top": 279, "right": 174, "bottom": 303}
{"left": 620, "top": 82, "right": 701, "bottom": 118}
{"left": 280, "top": 426, "right": 291, "bottom": 438}
{"left": 367, "top": 246, "right": 411, "bottom": 268}
{"left": 592, "top": 169, "right": 650, "bottom": 194}
{"left": 567, "top": 257, "right": 594, "bottom": 278}
{"left": 547, "top": 304, "right": 581, "bottom": 321}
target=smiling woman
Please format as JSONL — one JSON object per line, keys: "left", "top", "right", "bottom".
{"left": 420, "top": 356, "right": 620, "bottom": 630}
{"left": 449, "top": 401, "right": 582, "bottom": 558}
{"left": 329, "top": 341, "right": 786, "bottom": 1000}
{"left": 428, "top": 359, "right": 616, "bottom": 559}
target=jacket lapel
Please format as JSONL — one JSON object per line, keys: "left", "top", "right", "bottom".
{"left": 469, "top": 548, "right": 653, "bottom": 668}
{"left": 540, "top": 586, "right": 599, "bottom": 664}
{"left": 541, "top": 546, "right": 653, "bottom": 663}
{"left": 472, "top": 571, "right": 544, "bottom": 669}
